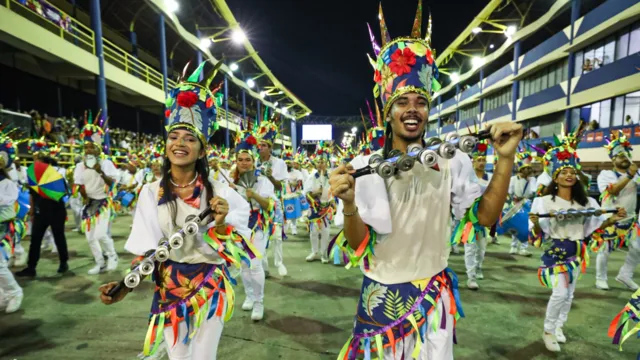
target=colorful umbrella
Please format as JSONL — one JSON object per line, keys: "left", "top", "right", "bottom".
{"left": 27, "top": 162, "right": 67, "bottom": 201}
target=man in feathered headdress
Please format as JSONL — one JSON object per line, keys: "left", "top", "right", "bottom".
{"left": 304, "top": 142, "right": 334, "bottom": 263}
{"left": 464, "top": 139, "right": 491, "bottom": 289}
{"left": 73, "top": 110, "right": 119, "bottom": 275}
{"left": 282, "top": 148, "right": 303, "bottom": 236}
{"left": 328, "top": 2, "right": 522, "bottom": 357}
{"left": 596, "top": 131, "right": 639, "bottom": 291}
{"left": 508, "top": 148, "right": 537, "bottom": 256}
{"left": 256, "top": 119, "right": 289, "bottom": 277}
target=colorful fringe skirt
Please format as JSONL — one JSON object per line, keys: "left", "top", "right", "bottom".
{"left": 537, "top": 239, "right": 588, "bottom": 288}
{"left": 338, "top": 268, "right": 463, "bottom": 360}
{"left": 81, "top": 198, "right": 114, "bottom": 232}
{"left": 0, "top": 219, "right": 26, "bottom": 260}
{"left": 609, "top": 288, "right": 640, "bottom": 349}
{"left": 143, "top": 260, "right": 235, "bottom": 356}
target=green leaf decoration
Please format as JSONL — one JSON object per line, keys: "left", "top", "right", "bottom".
{"left": 383, "top": 289, "right": 404, "bottom": 321}
{"left": 362, "top": 282, "right": 388, "bottom": 318}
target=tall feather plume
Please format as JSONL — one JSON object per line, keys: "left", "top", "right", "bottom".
{"left": 84, "top": 110, "right": 88, "bottom": 125}
{"left": 367, "top": 23, "right": 381, "bottom": 56}
{"left": 374, "top": 100, "right": 383, "bottom": 127}
{"left": 180, "top": 61, "right": 192, "bottom": 82}
{"left": 378, "top": 3, "right": 391, "bottom": 46}
{"left": 359, "top": 109, "right": 369, "bottom": 132}
{"left": 425, "top": 11, "right": 433, "bottom": 46}
{"left": 205, "top": 60, "right": 225, "bottom": 89}
{"left": 365, "top": 99, "right": 376, "bottom": 128}
{"left": 411, "top": 0, "right": 423, "bottom": 38}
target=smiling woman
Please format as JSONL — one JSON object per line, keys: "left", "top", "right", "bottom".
{"left": 98, "top": 62, "right": 256, "bottom": 360}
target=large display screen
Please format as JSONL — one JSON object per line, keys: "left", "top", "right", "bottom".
{"left": 302, "top": 124, "right": 333, "bottom": 141}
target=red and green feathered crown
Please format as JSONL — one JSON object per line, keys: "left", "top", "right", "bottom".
{"left": 339, "top": 145, "right": 356, "bottom": 163}
{"left": 282, "top": 148, "right": 294, "bottom": 161}
{"left": 219, "top": 147, "right": 231, "bottom": 163}
{"left": 361, "top": 99, "right": 385, "bottom": 151}
{"left": 471, "top": 140, "right": 489, "bottom": 159}
{"left": 515, "top": 149, "right": 533, "bottom": 170}
{"left": 256, "top": 121, "right": 279, "bottom": 145}
{"left": 547, "top": 144, "right": 581, "bottom": 178}
{"left": 208, "top": 145, "right": 221, "bottom": 160}
{"left": 605, "top": 130, "right": 633, "bottom": 159}
{"left": 0, "top": 130, "right": 17, "bottom": 168}
{"left": 48, "top": 144, "right": 62, "bottom": 157}
{"left": 164, "top": 61, "right": 222, "bottom": 145}
{"left": 369, "top": 0, "right": 439, "bottom": 121}
{"left": 235, "top": 130, "right": 259, "bottom": 154}
{"left": 80, "top": 110, "right": 106, "bottom": 147}
{"left": 28, "top": 137, "right": 49, "bottom": 154}
{"left": 314, "top": 141, "right": 332, "bottom": 162}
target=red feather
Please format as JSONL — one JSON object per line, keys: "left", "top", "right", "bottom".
{"left": 177, "top": 91, "right": 198, "bottom": 108}
{"left": 246, "top": 135, "right": 257, "bottom": 145}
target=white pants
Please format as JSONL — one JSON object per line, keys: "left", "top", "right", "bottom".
{"left": 285, "top": 220, "right": 298, "bottom": 235}
{"left": 511, "top": 235, "right": 528, "bottom": 250}
{"left": 70, "top": 197, "right": 83, "bottom": 230}
{"left": 163, "top": 296, "right": 225, "bottom": 360}
{"left": 464, "top": 235, "right": 487, "bottom": 279}
{"left": 383, "top": 290, "right": 453, "bottom": 360}
{"left": 262, "top": 224, "right": 284, "bottom": 272}
{"left": 86, "top": 210, "right": 116, "bottom": 266}
{"left": 595, "top": 241, "right": 611, "bottom": 281}
{"left": 241, "top": 231, "right": 267, "bottom": 303}
{"left": 310, "top": 222, "right": 330, "bottom": 256}
{"left": 0, "top": 256, "right": 22, "bottom": 299}
{"left": 543, "top": 274, "right": 577, "bottom": 333}
{"left": 618, "top": 236, "right": 640, "bottom": 280}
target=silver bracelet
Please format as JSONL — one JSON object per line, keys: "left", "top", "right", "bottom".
{"left": 343, "top": 206, "right": 358, "bottom": 217}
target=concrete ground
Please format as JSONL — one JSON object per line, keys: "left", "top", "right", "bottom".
{"left": 0, "top": 215, "right": 638, "bottom": 360}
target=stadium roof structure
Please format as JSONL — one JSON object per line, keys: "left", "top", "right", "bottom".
{"left": 432, "top": 0, "right": 604, "bottom": 100}
{"left": 71, "top": 0, "right": 311, "bottom": 120}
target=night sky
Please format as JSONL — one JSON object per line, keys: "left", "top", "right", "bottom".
{"left": 226, "top": 0, "right": 486, "bottom": 116}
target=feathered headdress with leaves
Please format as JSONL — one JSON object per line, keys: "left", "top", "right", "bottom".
{"left": 28, "top": 137, "right": 49, "bottom": 154}
{"left": 605, "top": 130, "right": 633, "bottom": 159}
{"left": 80, "top": 110, "right": 106, "bottom": 147}
{"left": 164, "top": 61, "right": 223, "bottom": 144}
{"left": 235, "top": 129, "right": 259, "bottom": 156}
{"left": 368, "top": 0, "right": 439, "bottom": 121}
{"left": 0, "top": 127, "right": 19, "bottom": 168}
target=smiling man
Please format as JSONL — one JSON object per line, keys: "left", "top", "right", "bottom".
{"left": 596, "top": 132, "right": 640, "bottom": 291}
{"left": 327, "top": 2, "right": 522, "bottom": 359}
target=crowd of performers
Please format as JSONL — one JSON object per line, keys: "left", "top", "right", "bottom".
{"left": 0, "top": 1, "right": 640, "bottom": 359}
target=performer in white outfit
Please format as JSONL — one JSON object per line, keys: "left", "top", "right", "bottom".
{"left": 528, "top": 140, "right": 625, "bottom": 352}
{"left": 465, "top": 140, "right": 492, "bottom": 290}
{"left": 73, "top": 111, "right": 119, "bottom": 275}
{"left": 100, "top": 62, "right": 254, "bottom": 360}
{"left": 328, "top": 4, "right": 521, "bottom": 357}
{"left": 256, "top": 121, "right": 288, "bottom": 277}
{"left": 284, "top": 149, "right": 304, "bottom": 236}
{"left": 0, "top": 133, "right": 24, "bottom": 313}
{"left": 596, "top": 131, "right": 640, "bottom": 291}
{"left": 304, "top": 143, "right": 334, "bottom": 264}
{"left": 233, "top": 130, "right": 275, "bottom": 321}
{"left": 508, "top": 150, "right": 536, "bottom": 256}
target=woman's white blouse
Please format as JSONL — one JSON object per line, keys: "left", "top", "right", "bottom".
{"left": 528, "top": 195, "right": 605, "bottom": 241}
{"left": 124, "top": 175, "right": 251, "bottom": 264}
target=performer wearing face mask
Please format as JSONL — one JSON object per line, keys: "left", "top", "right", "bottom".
{"left": 529, "top": 139, "right": 625, "bottom": 352}
{"left": 232, "top": 130, "right": 275, "bottom": 321}
{"left": 73, "top": 111, "right": 119, "bottom": 275}
{"left": 595, "top": 132, "right": 639, "bottom": 291}
{"left": 99, "top": 62, "right": 253, "bottom": 359}
{"left": 328, "top": 3, "right": 520, "bottom": 357}
{"left": 255, "top": 121, "right": 289, "bottom": 277}
{"left": 304, "top": 144, "right": 334, "bottom": 264}
{"left": 508, "top": 150, "right": 537, "bottom": 256}
{"left": 465, "top": 140, "right": 491, "bottom": 290}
